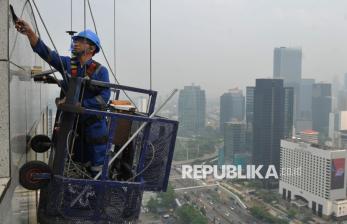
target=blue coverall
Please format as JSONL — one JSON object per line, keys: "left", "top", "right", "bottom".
{"left": 32, "top": 39, "right": 111, "bottom": 169}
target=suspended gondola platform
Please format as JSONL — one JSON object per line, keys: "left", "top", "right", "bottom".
{"left": 19, "top": 76, "right": 178, "bottom": 224}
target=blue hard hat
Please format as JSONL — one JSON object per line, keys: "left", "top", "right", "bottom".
{"left": 72, "top": 29, "right": 101, "bottom": 53}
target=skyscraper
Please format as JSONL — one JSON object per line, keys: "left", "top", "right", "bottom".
{"left": 297, "top": 79, "right": 315, "bottom": 131}
{"left": 284, "top": 87, "right": 294, "bottom": 138}
{"left": 253, "top": 79, "right": 287, "bottom": 179}
{"left": 223, "top": 121, "right": 246, "bottom": 165}
{"left": 273, "top": 47, "right": 302, "bottom": 84}
{"left": 246, "top": 86, "right": 255, "bottom": 126}
{"left": 273, "top": 47, "right": 302, "bottom": 127}
{"left": 178, "top": 85, "right": 206, "bottom": 135}
{"left": 312, "top": 83, "right": 332, "bottom": 137}
{"left": 219, "top": 88, "right": 245, "bottom": 132}
{"left": 246, "top": 86, "right": 255, "bottom": 151}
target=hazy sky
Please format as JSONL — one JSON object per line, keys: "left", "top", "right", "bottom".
{"left": 33, "top": 0, "right": 347, "bottom": 99}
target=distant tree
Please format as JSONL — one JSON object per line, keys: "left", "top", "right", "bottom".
{"left": 287, "top": 208, "right": 297, "bottom": 219}
{"left": 158, "top": 184, "right": 176, "bottom": 209}
{"left": 176, "top": 204, "right": 208, "bottom": 224}
{"left": 147, "top": 197, "right": 159, "bottom": 213}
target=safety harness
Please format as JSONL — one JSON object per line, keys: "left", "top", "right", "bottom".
{"left": 81, "top": 60, "right": 109, "bottom": 145}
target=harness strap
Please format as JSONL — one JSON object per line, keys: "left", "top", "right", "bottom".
{"left": 86, "top": 60, "right": 101, "bottom": 78}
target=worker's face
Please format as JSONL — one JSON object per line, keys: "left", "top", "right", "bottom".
{"left": 73, "top": 38, "right": 95, "bottom": 55}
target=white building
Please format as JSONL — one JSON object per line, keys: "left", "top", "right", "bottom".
{"left": 329, "top": 111, "right": 347, "bottom": 147}
{"left": 279, "top": 140, "right": 347, "bottom": 219}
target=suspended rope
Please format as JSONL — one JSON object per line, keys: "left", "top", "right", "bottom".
{"left": 146, "top": 0, "right": 153, "bottom": 113}
{"left": 26, "top": 0, "right": 65, "bottom": 94}
{"left": 31, "top": 0, "right": 69, "bottom": 83}
{"left": 86, "top": 0, "right": 138, "bottom": 109}
{"left": 113, "top": 0, "right": 117, "bottom": 79}
{"left": 70, "top": 0, "right": 73, "bottom": 31}
{"left": 69, "top": 0, "right": 78, "bottom": 77}
{"left": 149, "top": 0, "right": 152, "bottom": 90}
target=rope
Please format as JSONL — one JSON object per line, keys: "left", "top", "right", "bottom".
{"left": 149, "top": 0, "right": 152, "bottom": 90}
{"left": 113, "top": 0, "right": 117, "bottom": 80}
{"left": 126, "top": 142, "right": 156, "bottom": 181}
{"left": 70, "top": 0, "right": 73, "bottom": 31}
{"left": 14, "top": 0, "right": 66, "bottom": 94}
{"left": 31, "top": 0, "right": 68, "bottom": 82}
{"left": 86, "top": 0, "right": 138, "bottom": 109}
{"left": 31, "top": 0, "right": 69, "bottom": 84}
{"left": 146, "top": 0, "right": 153, "bottom": 113}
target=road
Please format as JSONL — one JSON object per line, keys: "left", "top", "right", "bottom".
{"left": 170, "top": 168, "right": 262, "bottom": 224}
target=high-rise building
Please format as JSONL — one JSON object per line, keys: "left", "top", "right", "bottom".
{"left": 246, "top": 86, "right": 255, "bottom": 126}
{"left": 337, "top": 90, "right": 347, "bottom": 111}
{"left": 297, "top": 79, "right": 315, "bottom": 131}
{"left": 219, "top": 88, "right": 245, "bottom": 132}
{"left": 178, "top": 85, "right": 206, "bottom": 135}
{"left": 246, "top": 86, "right": 255, "bottom": 152}
{"left": 329, "top": 111, "right": 347, "bottom": 147}
{"left": 224, "top": 121, "right": 246, "bottom": 165}
{"left": 280, "top": 139, "right": 347, "bottom": 218}
{"left": 273, "top": 47, "right": 302, "bottom": 84}
{"left": 273, "top": 47, "right": 302, "bottom": 127}
{"left": 284, "top": 87, "right": 294, "bottom": 138}
{"left": 312, "top": 83, "right": 332, "bottom": 137}
{"left": 253, "top": 79, "right": 288, "bottom": 177}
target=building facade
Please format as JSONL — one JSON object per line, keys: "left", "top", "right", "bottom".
{"left": 312, "top": 83, "right": 332, "bottom": 138}
{"left": 297, "top": 79, "right": 315, "bottom": 131}
{"left": 223, "top": 121, "right": 246, "bottom": 165}
{"left": 0, "top": 1, "right": 58, "bottom": 223}
{"left": 280, "top": 140, "right": 347, "bottom": 219}
{"left": 273, "top": 47, "right": 302, "bottom": 127}
{"left": 253, "top": 79, "right": 286, "bottom": 176}
{"left": 178, "top": 85, "right": 206, "bottom": 135}
{"left": 284, "top": 87, "right": 294, "bottom": 138}
{"left": 220, "top": 88, "right": 245, "bottom": 132}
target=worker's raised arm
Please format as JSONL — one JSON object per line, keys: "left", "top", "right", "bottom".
{"left": 15, "top": 19, "right": 69, "bottom": 76}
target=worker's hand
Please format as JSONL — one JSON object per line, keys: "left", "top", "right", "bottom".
{"left": 15, "top": 19, "right": 32, "bottom": 35}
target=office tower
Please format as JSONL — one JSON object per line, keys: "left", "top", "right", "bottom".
{"left": 284, "top": 87, "right": 294, "bottom": 138}
{"left": 337, "top": 90, "right": 347, "bottom": 111}
{"left": 178, "top": 85, "right": 206, "bottom": 135}
{"left": 223, "top": 121, "right": 246, "bottom": 165}
{"left": 273, "top": 47, "right": 302, "bottom": 126}
{"left": 297, "top": 79, "right": 315, "bottom": 131}
{"left": 329, "top": 111, "right": 347, "bottom": 147}
{"left": 312, "top": 83, "right": 332, "bottom": 137}
{"left": 219, "top": 88, "right": 245, "bottom": 132}
{"left": 273, "top": 47, "right": 302, "bottom": 84}
{"left": 253, "top": 79, "right": 288, "bottom": 179}
{"left": 280, "top": 139, "right": 347, "bottom": 218}
{"left": 246, "top": 86, "right": 255, "bottom": 152}
{"left": 246, "top": 87, "right": 255, "bottom": 126}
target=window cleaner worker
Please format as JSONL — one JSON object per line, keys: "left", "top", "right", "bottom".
{"left": 15, "top": 19, "right": 111, "bottom": 175}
